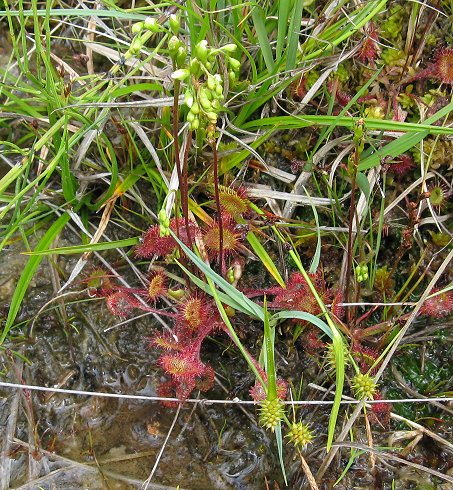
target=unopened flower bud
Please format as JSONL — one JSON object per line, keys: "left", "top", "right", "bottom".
{"left": 222, "top": 43, "right": 237, "bottom": 53}
{"left": 184, "top": 90, "right": 194, "bottom": 108}
{"left": 199, "top": 96, "right": 212, "bottom": 110}
{"left": 131, "top": 22, "right": 144, "bottom": 34}
{"left": 207, "top": 111, "right": 218, "bottom": 122}
{"left": 187, "top": 111, "right": 195, "bottom": 122}
{"left": 144, "top": 17, "right": 159, "bottom": 32}
{"left": 189, "top": 58, "right": 201, "bottom": 76}
{"left": 195, "top": 40, "right": 209, "bottom": 62}
{"left": 190, "top": 101, "right": 200, "bottom": 114}
{"left": 130, "top": 38, "right": 143, "bottom": 54}
{"left": 176, "top": 46, "right": 187, "bottom": 67}
{"left": 171, "top": 69, "right": 190, "bottom": 81}
{"left": 228, "top": 57, "right": 241, "bottom": 71}
{"left": 168, "top": 35, "right": 181, "bottom": 54}
{"left": 207, "top": 75, "right": 216, "bottom": 91}
{"left": 169, "top": 14, "right": 180, "bottom": 34}
{"left": 190, "top": 118, "right": 200, "bottom": 130}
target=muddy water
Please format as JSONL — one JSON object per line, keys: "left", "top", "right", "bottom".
{"left": 0, "top": 236, "right": 284, "bottom": 489}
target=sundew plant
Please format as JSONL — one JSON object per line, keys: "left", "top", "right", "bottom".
{"left": 0, "top": 0, "right": 452, "bottom": 488}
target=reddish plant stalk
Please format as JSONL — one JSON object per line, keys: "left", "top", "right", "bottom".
{"left": 345, "top": 153, "right": 359, "bottom": 324}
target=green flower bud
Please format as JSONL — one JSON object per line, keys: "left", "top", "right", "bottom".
{"left": 169, "top": 14, "right": 180, "bottom": 35}
{"left": 168, "top": 35, "right": 181, "bottom": 54}
{"left": 167, "top": 289, "right": 185, "bottom": 300}
{"left": 228, "top": 57, "right": 241, "bottom": 71}
{"left": 189, "top": 58, "right": 201, "bottom": 76}
{"left": 184, "top": 90, "right": 194, "bottom": 108}
{"left": 187, "top": 111, "right": 195, "bottom": 122}
{"left": 190, "top": 101, "right": 200, "bottom": 114}
{"left": 200, "top": 86, "right": 212, "bottom": 101}
{"left": 211, "top": 99, "right": 221, "bottom": 110}
{"left": 207, "top": 75, "right": 216, "bottom": 91}
{"left": 222, "top": 43, "right": 237, "bottom": 53}
{"left": 195, "top": 40, "right": 209, "bottom": 63}
{"left": 215, "top": 84, "right": 223, "bottom": 96}
{"left": 190, "top": 118, "right": 200, "bottom": 130}
{"left": 205, "top": 61, "right": 212, "bottom": 71}
{"left": 207, "top": 111, "right": 217, "bottom": 122}
{"left": 226, "top": 268, "right": 235, "bottom": 284}
{"left": 158, "top": 208, "right": 170, "bottom": 229}
{"left": 131, "top": 22, "right": 144, "bottom": 34}
{"left": 144, "top": 17, "right": 159, "bottom": 32}
{"left": 130, "top": 38, "right": 143, "bottom": 55}
{"left": 176, "top": 46, "right": 187, "bottom": 67}
{"left": 199, "top": 96, "right": 212, "bottom": 110}
{"left": 228, "top": 71, "right": 236, "bottom": 83}
{"left": 171, "top": 69, "right": 190, "bottom": 81}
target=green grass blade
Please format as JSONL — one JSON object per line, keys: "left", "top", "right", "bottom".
{"left": 275, "top": 423, "right": 288, "bottom": 486}
{"left": 285, "top": 0, "right": 303, "bottom": 71}
{"left": 359, "top": 100, "right": 453, "bottom": 170}
{"left": 1, "top": 212, "right": 70, "bottom": 344}
{"left": 205, "top": 275, "right": 265, "bottom": 386}
{"left": 170, "top": 231, "right": 264, "bottom": 320}
{"left": 246, "top": 231, "right": 285, "bottom": 288}
{"left": 23, "top": 237, "right": 139, "bottom": 255}
{"left": 276, "top": 0, "right": 290, "bottom": 63}
{"left": 175, "top": 261, "right": 251, "bottom": 314}
{"left": 250, "top": 4, "right": 275, "bottom": 73}
{"left": 272, "top": 311, "right": 333, "bottom": 339}
{"left": 242, "top": 115, "right": 453, "bottom": 135}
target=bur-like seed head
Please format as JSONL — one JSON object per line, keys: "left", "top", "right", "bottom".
{"left": 351, "top": 373, "right": 378, "bottom": 400}
{"left": 286, "top": 422, "right": 313, "bottom": 448}
{"left": 259, "top": 398, "right": 285, "bottom": 431}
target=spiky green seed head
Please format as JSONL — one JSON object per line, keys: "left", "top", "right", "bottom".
{"left": 259, "top": 398, "right": 285, "bottom": 431}
{"left": 351, "top": 373, "right": 377, "bottom": 400}
{"left": 286, "top": 422, "right": 313, "bottom": 448}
